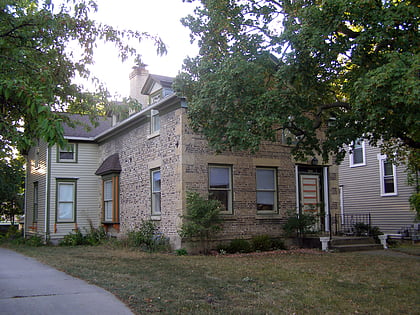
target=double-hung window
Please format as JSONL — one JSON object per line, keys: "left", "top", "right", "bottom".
{"left": 151, "top": 169, "right": 161, "bottom": 215}
{"left": 379, "top": 158, "right": 397, "bottom": 196}
{"left": 58, "top": 143, "right": 77, "bottom": 163}
{"left": 104, "top": 180, "right": 113, "bottom": 221}
{"left": 350, "top": 139, "right": 365, "bottom": 167}
{"left": 150, "top": 110, "right": 160, "bottom": 134}
{"left": 256, "top": 168, "right": 277, "bottom": 213}
{"left": 56, "top": 180, "right": 76, "bottom": 222}
{"left": 33, "top": 182, "right": 39, "bottom": 222}
{"left": 209, "top": 165, "right": 232, "bottom": 214}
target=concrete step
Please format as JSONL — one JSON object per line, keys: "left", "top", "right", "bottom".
{"left": 330, "top": 243, "right": 383, "bottom": 252}
{"left": 331, "top": 237, "right": 377, "bottom": 246}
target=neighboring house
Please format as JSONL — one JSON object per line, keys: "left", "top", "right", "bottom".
{"left": 24, "top": 65, "right": 340, "bottom": 247}
{"left": 338, "top": 140, "right": 417, "bottom": 234}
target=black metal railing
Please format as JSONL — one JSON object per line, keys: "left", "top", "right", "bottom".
{"left": 332, "top": 213, "right": 372, "bottom": 236}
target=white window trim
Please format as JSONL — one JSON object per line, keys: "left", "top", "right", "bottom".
{"left": 209, "top": 165, "right": 233, "bottom": 215}
{"left": 149, "top": 109, "right": 160, "bottom": 137}
{"left": 56, "top": 181, "right": 76, "bottom": 222}
{"left": 103, "top": 179, "right": 113, "bottom": 222}
{"left": 58, "top": 143, "right": 77, "bottom": 163}
{"left": 151, "top": 168, "right": 161, "bottom": 216}
{"left": 377, "top": 154, "right": 398, "bottom": 197}
{"left": 349, "top": 140, "right": 366, "bottom": 167}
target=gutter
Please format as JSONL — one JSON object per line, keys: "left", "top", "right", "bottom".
{"left": 95, "top": 94, "right": 181, "bottom": 143}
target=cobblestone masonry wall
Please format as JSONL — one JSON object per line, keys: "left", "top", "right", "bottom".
{"left": 98, "top": 104, "right": 339, "bottom": 249}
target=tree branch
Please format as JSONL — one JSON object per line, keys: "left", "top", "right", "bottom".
{"left": 337, "top": 23, "right": 360, "bottom": 39}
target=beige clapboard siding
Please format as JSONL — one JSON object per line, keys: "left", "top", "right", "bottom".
{"left": 49, "top": 142, "right": 101, "bottom": 240}
{"left": 25, "top": 141, "right": 49, "bottom": 237}
{"left": 339, "top": 144, "right": 416, "bottom": 233}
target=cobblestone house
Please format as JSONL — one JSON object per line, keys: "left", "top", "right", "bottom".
{"left": 25, "top": 65, "right": 340, "bottom": 249}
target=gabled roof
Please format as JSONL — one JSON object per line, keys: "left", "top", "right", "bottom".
{"left": 62, "top": 114, "right": 112, "bottom": 140}
{"left": 141, "top": 74, "right": 174, "bottom": 95}
{"left": 95, "top": 153, "right": 121, "bottom": 176}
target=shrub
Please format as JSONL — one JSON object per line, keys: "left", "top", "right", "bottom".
{"left": 179, "top": 192, "right": 223, "bottom": 254}
{"left": 283, "top": 212, "right": 318, "bottom": 238}
{"left": 251, "top": 235, "right": 273, "bottom": 252}
{"left": 127, "top": 220, "right": 170, "bottom": 252}
{"left": 271, "top": 238, "right": 287, "bottom": 250}
{"left": 25, "top": 235, "right": 43, "bottom": 247}
{"left": 60, "top": 229, "right": 85, "bottom": 246}
{"left": 175, "top": 248, "right": 188, "bottom": 256}
{"left": 226, "top": 239, "right": 252, "bottom": 254}
{"left": 84, "top": 226, "right": 108, "bottom": 245}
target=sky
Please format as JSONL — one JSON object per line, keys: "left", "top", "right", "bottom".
{"left": 85, "top": 0, "right": 199, "bottom": 98}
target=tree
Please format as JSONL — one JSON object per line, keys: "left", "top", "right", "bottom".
{"left": 0, "top": 154, "right": 25, "bottom": 224}
{"left": 0, "top": 0, "right": 166, "bottom": 155}
{"left": 175, "top": 0, "right": 419, "bottom": 166}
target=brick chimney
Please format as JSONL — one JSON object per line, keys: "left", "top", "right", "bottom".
{"left": 129, "top": 64, "right": 149, "bottom": 112}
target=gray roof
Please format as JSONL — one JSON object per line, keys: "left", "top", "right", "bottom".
{"left": 62, "top": 114, "right": 112, "bottom": 139}
{"left": 141, "top": 74, "right": 174, "bottom": 94}
{"left": 95, "top": 153, "right": 121, "bottom": 176}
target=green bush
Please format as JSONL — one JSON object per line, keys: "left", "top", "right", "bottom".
{"left": 227, "top": 239, "right": 252, "bottom": 254}
{"left": 60, "top": 229, "right": 85, "bottom": 246}
{"left": 271, "top": 238, "right": 287, "bottom": 250}
{"left": 179, "top": 192, "right": 223, "bottom": 254}
{"left": 25, "top": 235, "right": 43, "bottom": 247}
{"left": 84, "top": 226, "right": 108, "bottom": 245}
{"left": 127, "top": 220, "right": 170, "bottom": 252}
{"left": 283, "top": 212, "right": 318, "bottom": 238}
{"left": 175, "top": 248, "right": 188, "bottom": 256}
{"left": 251, "top": 235, "right": 273, "bottom": 252}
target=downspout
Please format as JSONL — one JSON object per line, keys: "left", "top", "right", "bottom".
{"left": 295, "top": 165, "right": 300, "bottom": 214}
{"left": 323, "top": 167, "right": 330, "bottom": 233}
{"left": 23, "top": 157, "right": 29, "bottom": 238}
{"left": 44, "top": 146, "right": 51, "bottom": 243}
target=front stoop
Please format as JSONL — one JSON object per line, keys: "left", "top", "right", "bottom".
{"left": 329, "top": 237, "right": 383, "bottom": 252}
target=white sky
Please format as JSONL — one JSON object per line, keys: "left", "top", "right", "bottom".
{"left": 86, "top": 0, "right": 199, "bottom": 98}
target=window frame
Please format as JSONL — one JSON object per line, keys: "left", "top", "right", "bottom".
{"left": 56, "top": 179, "right": 77, "bottom": 223}
{"left": 33, "top": 182, "right": 39, "bottom": 223}
{"left": 349, "top": 139, "right": 366, "bottom": 167}
{"left": 101, "top": 175, "right": 120, "bottom": 223}
{"left": 256, "top": 167, "right": 278, "bottom": 214}
{"left": 208, "top": 164, "right": 233, "bottom": 215}
{"left": 151, "top": 168, "right": 161, "bottom": 216}
{"left": 57, "top": 143, "right": 77, "bottom": 163}
{"left": 379, "top": 157, "right": 398, "bottom": 196}
{"left": 149, "top": 109, "right": 160, "bottom": 135}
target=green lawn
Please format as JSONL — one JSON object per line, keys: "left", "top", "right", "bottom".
{"left": 9, "top": 245, "right": 420, "bottom": 314}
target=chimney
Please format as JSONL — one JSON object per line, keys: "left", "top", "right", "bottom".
{"left": 129, "top": 64, "right": 149, "bottom": 113}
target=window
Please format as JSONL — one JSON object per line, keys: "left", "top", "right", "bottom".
{"left": 33, "top": 182, "right": 39, "bottom": 222}
{"left": 58, "top": 143, "right": 77, "bottom": 163}
{"left": 56, "top": 180, "right": 76, "bottom": 222}
{"left": 209, "top": 165, "right": 232, "bottom": 214}
{"left": 380, "top": 158, "right": 397, "bottom": 196}
{"left": 151, "top": 109, "right": 160, "bottom": 134}
{"left": 256, "top": 168, "right": 277, "bottom": 213}
{"left": 151, "top": 169, "right": 161, "bottom": 215}
{"left": 350, "top": 139, "right": 365, "bottom": 167}
{"left": 104, "top": 180, "right": 113, "bottom": 221}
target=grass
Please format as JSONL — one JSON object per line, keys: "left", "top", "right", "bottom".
{"left": 6, "top": 244, "right": 420, "bottom": 315}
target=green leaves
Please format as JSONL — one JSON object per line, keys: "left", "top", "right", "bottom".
{"left": 176, "top": 0, "right": 419, "bottom": 165}
{"left": 0, "top": 0, "right": 166, "bottom": 152}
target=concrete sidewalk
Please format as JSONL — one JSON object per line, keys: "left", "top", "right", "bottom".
{"left": 0, "top": 248, "right": 133, "bottom": 315}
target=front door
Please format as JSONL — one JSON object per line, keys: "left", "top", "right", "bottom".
{"left": 300, "top": 174, "right": 321, "bottom": 214}
{"left": 299, "top": 173, "right": 323, "bottom": 231}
